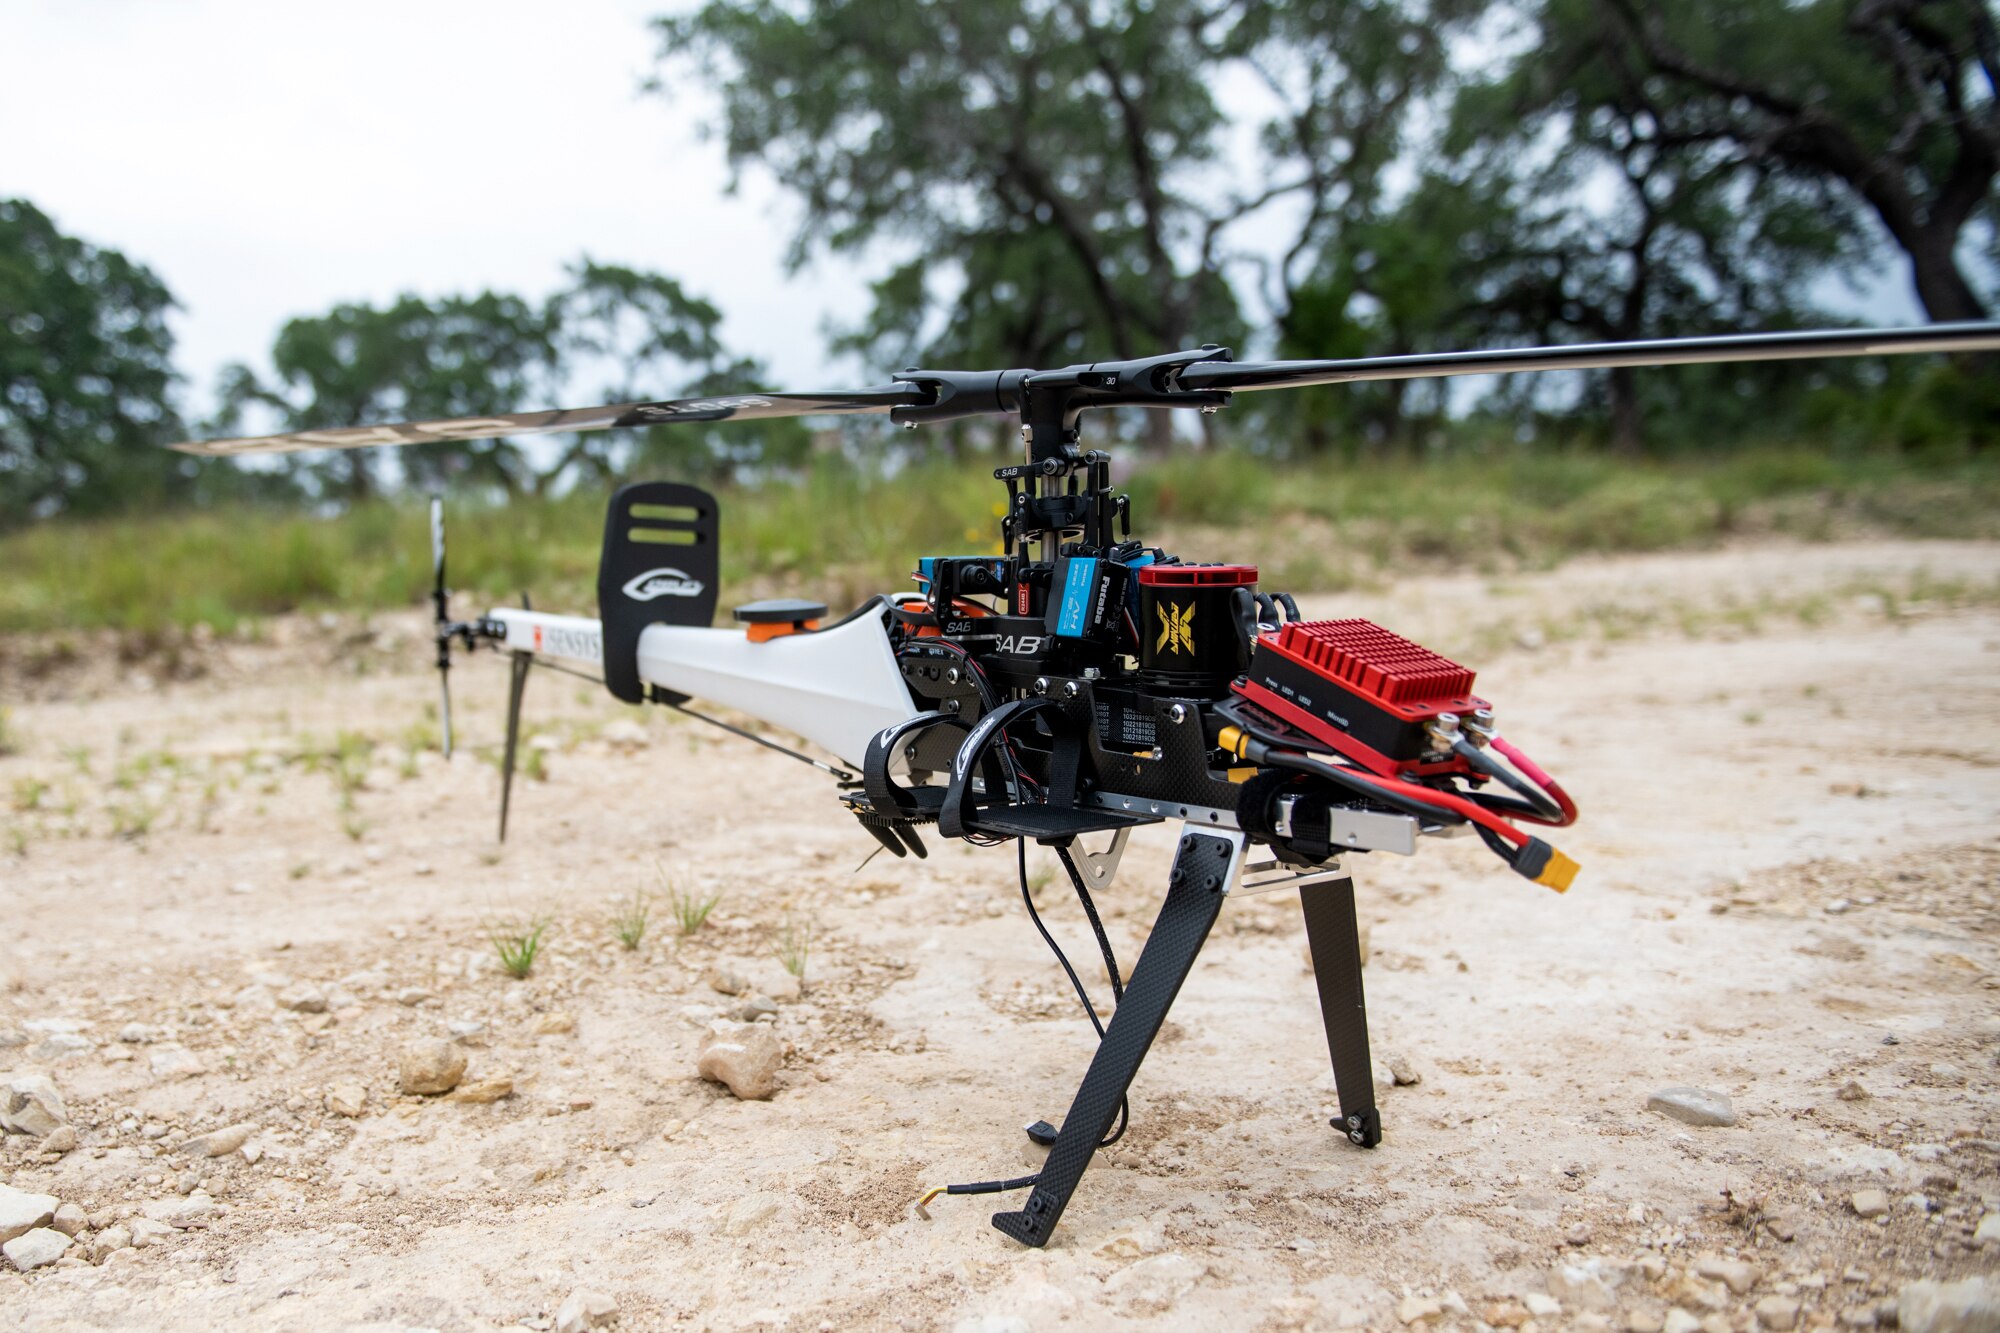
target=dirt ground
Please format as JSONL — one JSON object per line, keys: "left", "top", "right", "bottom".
{"left": 2, "top": 538, "right": 1997, "bottom": 1332}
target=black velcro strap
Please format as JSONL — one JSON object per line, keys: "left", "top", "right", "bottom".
{"left": 938, "top": 697, "right": 1067, "bottom": 840}
{"left": 862, "top": 712, "right": 967, "bottom": 818}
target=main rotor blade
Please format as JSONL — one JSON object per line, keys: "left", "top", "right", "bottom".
{"left": 1177, "top": 322, "right": 2000, "bottom": 394}
{"left": 168, "top": 383, "right": 931, "bottom": 457}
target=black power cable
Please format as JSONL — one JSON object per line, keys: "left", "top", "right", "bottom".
{"left": 927, "top": 838, "right": 1134, "bottom": 1206}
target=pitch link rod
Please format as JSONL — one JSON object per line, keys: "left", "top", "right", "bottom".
{"left": 1178, "top": 321, "right": 2000, "bottom": 394}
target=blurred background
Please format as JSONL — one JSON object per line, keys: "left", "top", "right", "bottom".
{"left": 2, "top": 0, "right": 1996, "bottom": 632}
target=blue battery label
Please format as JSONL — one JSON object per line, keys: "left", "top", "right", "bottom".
{"left": 1055, "top": 557, "right": 1099, "bottom": 638}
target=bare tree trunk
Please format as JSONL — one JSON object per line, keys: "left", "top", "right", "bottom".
{"left": 1907, "top": 229, "right": 1992, "bottom": 323}
{"left": 1607, "top": 367, "right": 1645, "bottom": 455}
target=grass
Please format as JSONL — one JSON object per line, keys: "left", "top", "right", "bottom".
{"left": 662, "top": 867, "right": 722, "bottom": 937}
{"left": 0, "top": 707, "right": 17, "bottom": 757}
{"left": 488, "top": 914, "right": 551, "bottom": 979}
{"left": 772, "top": 916, "right": 813, "bottom": 980}
{"left": 610, "top": 890, "right": 651, "bottom": 950}
{"left": 4, "top": 445, "right": 1999, "bottom": 635}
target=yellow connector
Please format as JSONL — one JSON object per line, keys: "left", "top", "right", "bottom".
{"left": 1216, "top": 725, "right": 1251, "bottom": 761}
{"left": 1533, "top": 848, "right": 1580, "bottom": 893}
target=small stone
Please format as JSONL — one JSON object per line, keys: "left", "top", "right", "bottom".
{"left": 4, "top": 1226, "right": 71, "bottom": 1271}
{"left": 89, "top": 1225, "right": 132, "bottom": 1261}
{"left": 1628, "top": 1313, "right": 1665, "bottom": 1333}
{"left": 554, "top": 1288, "right": 618, "bottom": 1333}
{"left": 240, "top": 1143, "right": 263, "bottom": 1164}
{"left": 1550, "top": 1258, "right": 1627, "bottom": 1311}
{"left": 1565, "top": 1221, "right": 1594, "bottom": 1246}
{"left": 1838, "top": 1080, "right": 1872, "bottom": 1101}
{"left": 1897, "top": 1277, "right": 2000, "bottom": 1333}
{"left": 0, "top": 1071, "right": 69, "bottom": 1135}
{"left": 142, "top": 1192, "right": 217, "bottom": 1229}
{"left": 1664, "top": 1311, "right": 1702, "bottom": 1333}
{"left": 697, "top": 1024, "right": 782, "bottom": 1100}
{"left": 50, "top": 1204, "right": 86, "bottom": 1238}
{"left": 1839, "top": 1306, "right": 1879, "bottom": 1328}
{"left": 1524, "top": 1293, "right": 1563, "bottom": 1319}
{"left": 1398, "top": 1295, "right": 1444, "bottom": 1325}
{"left": 659, "top": 1118, "right": 685, "bottom": 1141}
{"left": 128, "top": 1218, "right": 175, "bottom": 1248}
{"left": 766, "top": 974, "right": 802, "bottom": 1003}
{"left": 1481, "top": 1303, "right": 1531, "bottom": 1329}
{"left": 729, "top": 994, "right": 780, "bottom": 1024}
{"left": 148, "top": 1046, "right": 202, "bottom": 1080}
{"left": 706, "top": 967, "right": 751, "bottom": 997}
{"left": 0, "top": 1184, "right": 59, "bottom": 1242}
{"left": 1647, "top": 1087, "right": 1737, "bottom": 1127}
{"left": 398, "top": 1038, "right": 468, "bottom": 1095}
{"left": 1389, "top": 1054, "right": 1422, "bottom": 1087}
{"left": 1697, "top": 1258, "right": 1761, "bottom": 1295}
{"left": 277, "top": 984, "right": 327, "bottom": 1013}
{"left": 395, "top": 988, "right": 433, "bottom": 1007}
{"left": 39, "top": 1125, "right": 77, "bottom": 1155}
{"left": 1972, "top": 1214, "right": 1999, "bottom": 1247}
{"left": 533, "top": 1012, "right": 576, "bottom": 1036}
{"left": 177, "top": 1122, "right": 253, "bottom": 1158}
{"left": 445, "top": 1078, "right": 514, "bottom": 1105}
{"left": 29, "top": 1033, "right": 94, "bottom": 1062}
{"left": 1851, "top": 1189, "right": 1891, "bottom": 1219}
{"left": 325, "top": 1081, "right": 368, "bottom": 1117}
{"left": 118, "top": 1023, "right": 154, "bottom": 1044}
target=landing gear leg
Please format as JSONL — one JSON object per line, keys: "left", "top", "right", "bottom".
{"left": 1299, "top": 873, "right": 1381, "bottom": 1147}
{"left": 990, "top": 826, "right": 1246, "bottom": 1248}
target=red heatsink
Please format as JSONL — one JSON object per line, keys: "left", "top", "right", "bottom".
{"left": 1273, "top": 619, "right": 1476, "bottom": 708}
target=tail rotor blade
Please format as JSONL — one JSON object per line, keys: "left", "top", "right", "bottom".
{"left": 498, "top": 650, "right": 533, "bottom": 843}
{"left": 438, "top": 675, "right": 454, "bottom": 762}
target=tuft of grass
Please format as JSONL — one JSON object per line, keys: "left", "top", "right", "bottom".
{"left": 610, "top": 890, "right": 651, "bottom": 951}
{"left": 11, "top": 777, "right": 48, "bottom": 812}
{"left": 0, "top": 707, "right": 17, "bottom": 757}
{"left": 772, "top": 916, "right": 813, "bottom": 980}
{"left": 661, "top": 863, "right": 722, "bottom": 936}
{"left": 488, "top": 914, "right": 551, "bottom": 979}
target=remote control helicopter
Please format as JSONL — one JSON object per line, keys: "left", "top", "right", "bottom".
{"left": 172, "top": 320, "right": 2000, "bottom": 1247}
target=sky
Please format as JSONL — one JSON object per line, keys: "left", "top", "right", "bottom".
{"left": 2, "top": 0, "right": 868, "bottom": 420}
{"left": 4, "top": 0, "right": 1928, "bottom": 434}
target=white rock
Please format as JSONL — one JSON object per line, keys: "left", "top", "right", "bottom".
{"left": 148, "top": 1046, "right": 203, "bottom": 1080}
{"left": 142, "top": 1192, "right": 218, "bottom": 1229}
{"left": 1397, "top": 1295, "right": 1444, "bottom": 1325}
{"left": 277, "top": 984, "right": 327, "bottom": 1014}
{"left": 0, "top": 1071, "right": 69, "bottom": 1135}
{"left": 697, "top": 1024, "right": 782, "bottom": 1100}
{"left": 1523, "top": 1293, "right": 1562, "bottom": 1319}
{"left": 3, "top": 1226, "right": 70, "bottom": 1271}
{"left": 325, "top": 1081, "right": 368, "bottom": 1117}
{"left": 30, "top": 1034, "right": 95, "bottom": 1062}
{"left": 1663, "top": 1312, "right": 1703, "bottom": 1333}
{"left": 128, "top": 1218, "right": 176, "bottom": 1248}
{"left": 398, "top": 1038, "right": 467, "bottom": 1095}
{"left": 1973, "top": 1213, "right": 1999, "bottom": 1246}
{"left": 555, "top": 1288, "right": 618, "bottom": 1333}
{"left": 1755, "top": 1296, "right": 1803, "bottom": 1331}
{"left": 1696, "top": 1257, "right": 1761, "bottom": 1295}
{"left": 177, "top": 1122, "right": 254, "bottom": 1158}
{"left": 50, "top": 1204, "right": 86, "bottom": 1237}
{"left": 0, "top": 1184, "right": 59, "bottom": 1242}
{"left": 1898, "top": 1278, "right": 2000, "bottom": 1333}
{"left": 118, "top": 1023, "right": 155, "bottom": 1044}
{"left": 1646, "top": 1087, "right": 1737, "bottom": 1127}
{"left": 39, "top": 1125, "right": 77, "bottom": 1155}
{"left": 90, "top": 1225, "right": 132, "bottom": 1261}
{"left": 1850, "top": 1189, "right": 1890, "bottom": 1219}
{"left": 1550, "top": 1259, "right": 1630, "bottom": 1311}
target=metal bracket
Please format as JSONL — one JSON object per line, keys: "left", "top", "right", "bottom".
{"left": 1233, "top": 859, "right": 1349, "bottom": 897}
{"left": 1072, "top": 826, "right": 1131, "bottom": 894}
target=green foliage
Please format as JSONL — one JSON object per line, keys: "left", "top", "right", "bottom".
{"left": 488, "top": 915, "right": 551, "bottom": 979}
{"left": 610, "top": 890, "right": 652, "bottom": 950}
{"left": 662, "top": 866, "right": 723, "bottom": 937}
{"left": 6, "top": 446, "right": 1998, "bottom": 636}
{"left": 771, "top": 916, "right": 812, "bottom": 980}
{"left": 0, "top": 199, "right": 189, "bottom": 525}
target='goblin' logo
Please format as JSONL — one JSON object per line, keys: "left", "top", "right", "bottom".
{"left": 621, "top": 567, "right": 705, "bottom": 601}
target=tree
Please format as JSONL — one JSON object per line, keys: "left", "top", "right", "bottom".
{"left": 654, "top": 0, "right": 1477, "bottom": 432}
{"left": 0, "top": 198, "right": 188, "bottom": 525}
{"left": 1554, "top": 0, "right": 1998, "bottom": 323}
{"left": 215, "top": 260, "right": 772, "bottom": 501}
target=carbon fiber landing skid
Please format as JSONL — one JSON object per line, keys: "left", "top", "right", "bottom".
{"left": 992, "top": 827, "right": 1246, "bottom": 1248}
{"left": 1300, "top": 875, "right": 1382, "bottom": 1147}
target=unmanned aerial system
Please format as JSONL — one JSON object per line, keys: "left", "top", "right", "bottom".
{"left": 173, "top": 320, "right": 2000, "bottom": 1246}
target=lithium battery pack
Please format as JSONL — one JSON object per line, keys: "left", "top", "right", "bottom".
{"left": 1234, "top": 618, "right": 1487, "bottom": 772}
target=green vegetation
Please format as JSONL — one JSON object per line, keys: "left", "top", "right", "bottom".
{"left": 663, "top": 869, "right": 722, "bottom": 937}
{"left": 610, "top": 890, "right": 651, "bottom": 951}
{"left": 488, "top": 914, "right": 551, "bottom": 979}
{"left": 3, "top": 447, "right": 1996, "bottom": 636}
{"left": 771, "top": 917, "right": 813, "bottom": 981}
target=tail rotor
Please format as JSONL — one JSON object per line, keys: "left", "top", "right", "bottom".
{"left": 430, "top": 495, "right": 457, "bottom": 759}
